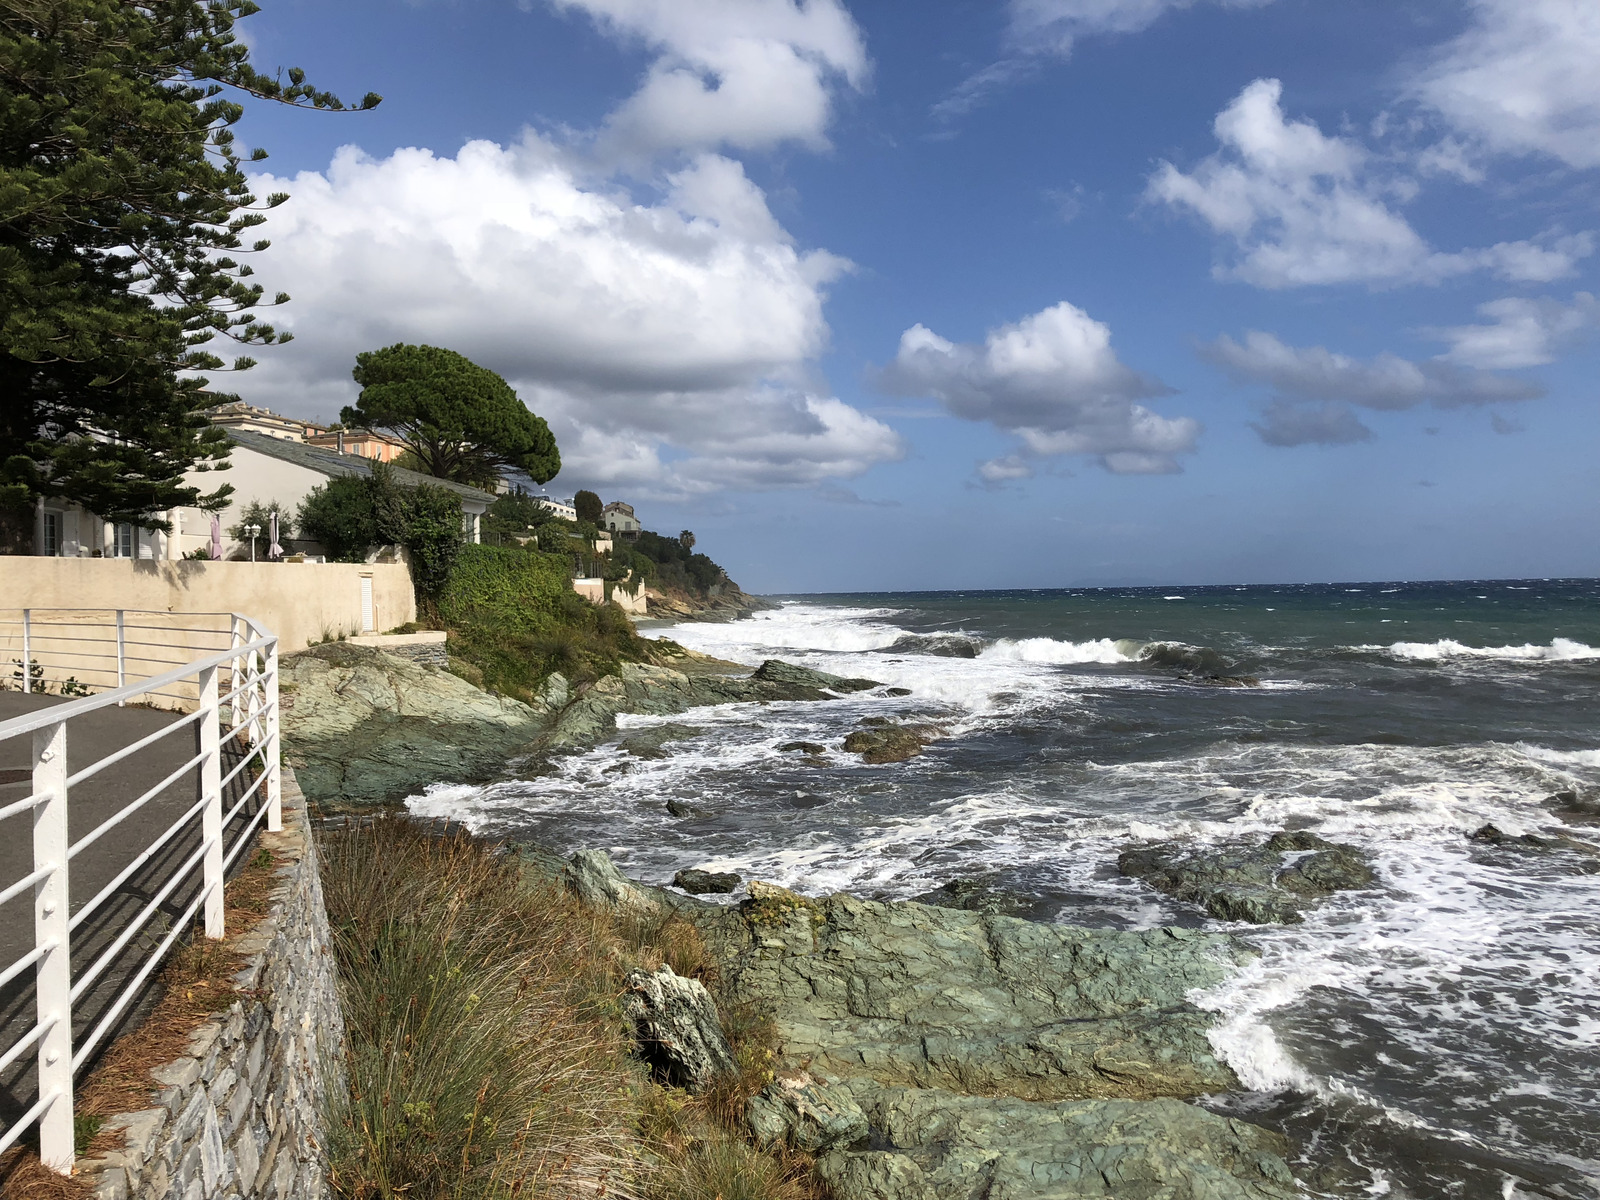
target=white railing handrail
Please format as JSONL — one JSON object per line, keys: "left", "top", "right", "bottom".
{"left": 0, "top": 607, "right": 282, "bottom": 1174}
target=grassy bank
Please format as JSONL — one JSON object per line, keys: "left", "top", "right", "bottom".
{"left": 432, "top": 544, "right": 661, "bottom": 703}
{"left": 318, "top": 819, "right": 818, "bottom": 1200}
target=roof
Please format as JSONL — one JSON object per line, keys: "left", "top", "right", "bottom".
{"left": 228, "top": 429, "right": 497, "bottom": 505}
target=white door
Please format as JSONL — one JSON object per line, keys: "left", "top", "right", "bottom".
{"left": 360, "top": 576, "right": 374, "bottom": 632}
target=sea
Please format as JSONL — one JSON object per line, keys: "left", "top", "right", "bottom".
{"left": 408, "top": 579, "right": 1600, "bottom": 1199}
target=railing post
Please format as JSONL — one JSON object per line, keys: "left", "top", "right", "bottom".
{"left": 115, "top": 609, "right": 126, "bottom": 706}
{"left": 229, "top": 616, "right": 243, "bottom": 731}
{"left": 21, "top": 608, "right": 31, "bottom": 695}
{"left": 264, "top": 639, "right": 281, "bottom": 832}
{"left": 198, "top": 664, "right": 224, "bottom": 938}
{"left": 33, "top": 719, "right": 74, "bottom": 1173}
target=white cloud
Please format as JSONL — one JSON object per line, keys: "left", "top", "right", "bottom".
{"left": 550, "top": 0, "right": 869, "bottom": 158}
{"left": 1411, "top": 0, "right": 1600, "bottom": 169}
{"left": 1428, "top": 292, "right": 1600, "bottom": 369}
{"left": 1006, "top": 0, "right": 1273, "bottom": 55}
{"left": 241, "top": 137, "right": 901, "bottom": 497}
{"left": 882, "top": 301, "right": 1199, "bottom": 475}
{"left": 937, "top": 0, "right": 1273, "bottom": 119}
{"left": 1203, "top": 329, "right": 1544, "bottom": 446}
{"left": 1147, "top": 79, "right": 1593, "bottom": 288}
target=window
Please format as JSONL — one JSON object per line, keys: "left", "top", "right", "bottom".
{"left": 40, "top": 511, "right": 60, "bottom": 556}
{"left": 114, "top": 523, "right": 135, "bottom": 558}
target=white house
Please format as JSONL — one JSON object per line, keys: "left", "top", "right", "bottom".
{"left": 27, "top": 430, "right": 494, "bottom": 560}
{"left": 536, "top": 495, "right": 578, "bottom": 522}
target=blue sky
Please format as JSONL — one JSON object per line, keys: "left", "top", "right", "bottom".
{"left": 230, "top": 0, "right": 1600, "bottom": 591}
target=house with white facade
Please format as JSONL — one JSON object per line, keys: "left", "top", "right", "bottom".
{"left": 536, "top": 495, "right": 578, "bottom": 521}
{"left": 27, "top": 430, "right": 494, "bottom": 560}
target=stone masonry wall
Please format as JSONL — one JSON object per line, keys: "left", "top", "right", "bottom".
{"left": 77, "top": 767, "right": 344, "bottom": 1200}
{"left": 345, "top": 632, "right": 448, "bottom": 669}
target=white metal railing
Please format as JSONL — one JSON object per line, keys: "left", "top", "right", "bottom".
{"left": 0, "top": 609, "right": 281, "bottom": 1173}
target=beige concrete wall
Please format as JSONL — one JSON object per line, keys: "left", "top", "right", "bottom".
{"left": 571, "top": 577, "right": 647, "bottom": 615}
{"left": 0, "top": 559, "right": 416, "bottom": 670}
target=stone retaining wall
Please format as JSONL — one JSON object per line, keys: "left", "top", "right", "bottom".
{"left": 77, "top": 768, "right": 344, "bottom": 1200}
{"left": 345, "top": 631, "right": 448, "bottom": 669}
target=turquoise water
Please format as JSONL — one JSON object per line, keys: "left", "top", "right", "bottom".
{"left": 415, "top": 579, "right": 1600, "bottom": 1198}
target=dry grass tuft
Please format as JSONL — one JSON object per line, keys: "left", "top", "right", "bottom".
{"left": 75, "top": 845, "right": 283, "bottom": 1139}
{"left": 320, "top": 818, "right": 826, "bottom": 1200}
{"left": 0, "top": 1150, "right": 93, "bottom": 1200}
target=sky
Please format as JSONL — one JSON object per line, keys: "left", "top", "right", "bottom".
{"left": 225, "top": 0, "right": 1600, "bottom": 592}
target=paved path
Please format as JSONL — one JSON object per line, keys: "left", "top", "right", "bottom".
{"left": 0, "top": 693, "right": 264, "bottom": 1134}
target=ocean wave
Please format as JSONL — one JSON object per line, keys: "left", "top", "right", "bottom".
{"left": 1383, "top": 637, "right": 1600, "bottom": 663}
{"left": 1136, "top": 640, "right": 1236, "bottom": 676}
{"left": 978, "top": 636, "right": 1134, "bottom": 665}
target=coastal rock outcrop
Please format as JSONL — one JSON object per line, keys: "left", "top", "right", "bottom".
{"left": 694, "top": 884, "right": 1244, "bottom": 1101}
{"left": 566, "top": 849, "right": 658, "bottom": 913}
{"left": 551, "top": 854, "right": 1297, "bottom": 1199}
{"left": 619, "top": 964, "right": 738, "bottom": 1093}
{"left": 281, "top": 642, "right": 553, "bottom": 807}
{"left": 673, "top": 867, "right": 742, "bottom": 894}
{"left": 814, "top": 1086, "right": 1295, "bottom": 1200}
{"left": 537, "top": 659, "right": 888, "bottom": 753}
{"left": 910, "top": 876, "right": 1031, "bottom": 917}
{"left": 1119, "top": 831, "right": 1374, "bottom": 925}
{"left": 748, "top": 1072, "right": 869, "bottom": 1153}
{"left": 843, "top": 718, "right": 943, "bottom": 765}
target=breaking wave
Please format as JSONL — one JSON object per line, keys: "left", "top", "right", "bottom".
{"left": 1382, "top": 637, "right": 1600, "bottom": 662}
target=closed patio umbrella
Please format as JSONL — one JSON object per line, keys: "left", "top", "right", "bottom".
{"left": 267, "top": 511, "right": 283, "bottom": 561}
{"left": 209, "top": 514, "right": 223, "bottom": 560}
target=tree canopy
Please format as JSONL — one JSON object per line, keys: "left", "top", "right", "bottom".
{"left": 344, "top": 344, "right": 560, "bottom": 489}
{"left": 573, "top": 490, "right": 602, "bottom": 525}
{"left": 0, "top": 0, "right": 378, "bottom": 531}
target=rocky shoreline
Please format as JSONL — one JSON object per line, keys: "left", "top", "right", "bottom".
{"left": 281, "top": 639, "right": 1319, "bottom": 1196}
{"left": 281, "top": 640, "right": 909, "bottom": 808}
{"left": 530, "top": 850, "right": 1300, "bottom": 1200}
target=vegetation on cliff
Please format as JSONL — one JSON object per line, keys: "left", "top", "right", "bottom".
{"left": 319, "top": 819, "right": 817, "bottom": 1200}
{"left": 436, "top": 543, "right": 661, "bottom": 701}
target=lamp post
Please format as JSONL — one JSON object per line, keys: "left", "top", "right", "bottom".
{"left": 245, "top": 522, "right": 260, "bottom": 562}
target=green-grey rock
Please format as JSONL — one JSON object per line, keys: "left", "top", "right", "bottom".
{"left": 815, "top": 1084, "right": 1296, "bottom": 1200}
{"left": 1120, "top": 831, "right": 1374, "bottom": 925}
{"left": 281, "top": 642, "right": 553, "bottom": 807}
{"left": 566, "top": 849, "right": 658, "bottom": 913}
{"left": 910, "top": 877, "right": 1031, "bottom": 918}
{"left": 674, "top": 867, "right": 741, "bottom": 894}
{"left": 689, "top": 887, "right": 1243, "bottom": 1101}
{"left": 751, "top": 658, "right": 881, "bottom": 697}
{"left": 748, "top": 1073, "right": 869, "bottom": 1152}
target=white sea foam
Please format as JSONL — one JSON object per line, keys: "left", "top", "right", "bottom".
{"left": 978, "top": 636, "right": 1132, "bottom": 665}
{"left": 1384, "top": 637, "right": 1600, "bottom": 662}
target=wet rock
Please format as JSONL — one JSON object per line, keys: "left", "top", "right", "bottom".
{"left": 815, "top": 1085, "right": 1296, "bottom": 1200}
{"left": 910, "top": 876, "right": 1030, "bottom": 918}
{"left": 618, "top": 723, "right": 702, "bottom": 760}
{"left": 1469, "top": 823, "right": 1550, "bottom": 849}
{"left": 1119, "top": 831, "right": 1374, "bottom": 925}
{"left": 1543, "top": 790, "right": 1600, "bottom": 826}
{"left": 665, "top": 797, "right": 711, "bottom": 819}
{"left": 566, "top": 849, "right": 658, "bottom": 913}
{"left": 752, "top": 659, "right": 882, "bottom": 698}
{"left": 843, "top": 722, "right": 940, "bottom": 765}
{"left": 619, "top": 964, "right": 737, "bottom": 1093}
{"left": 674, "top": 867, "right": 742, "bottom": 895}
{"left": 748, "top": 1073, "right": 869, "bottom": 1153}
{"left": 882, "top": 687, "right": 913, "bottom": 697}
{"left": 778, "top": 741, "right": 827, "bottom": 755}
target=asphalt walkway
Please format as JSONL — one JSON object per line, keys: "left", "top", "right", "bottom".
{"left": 0, "top": 692, "right": 264, "bottom": 1135}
